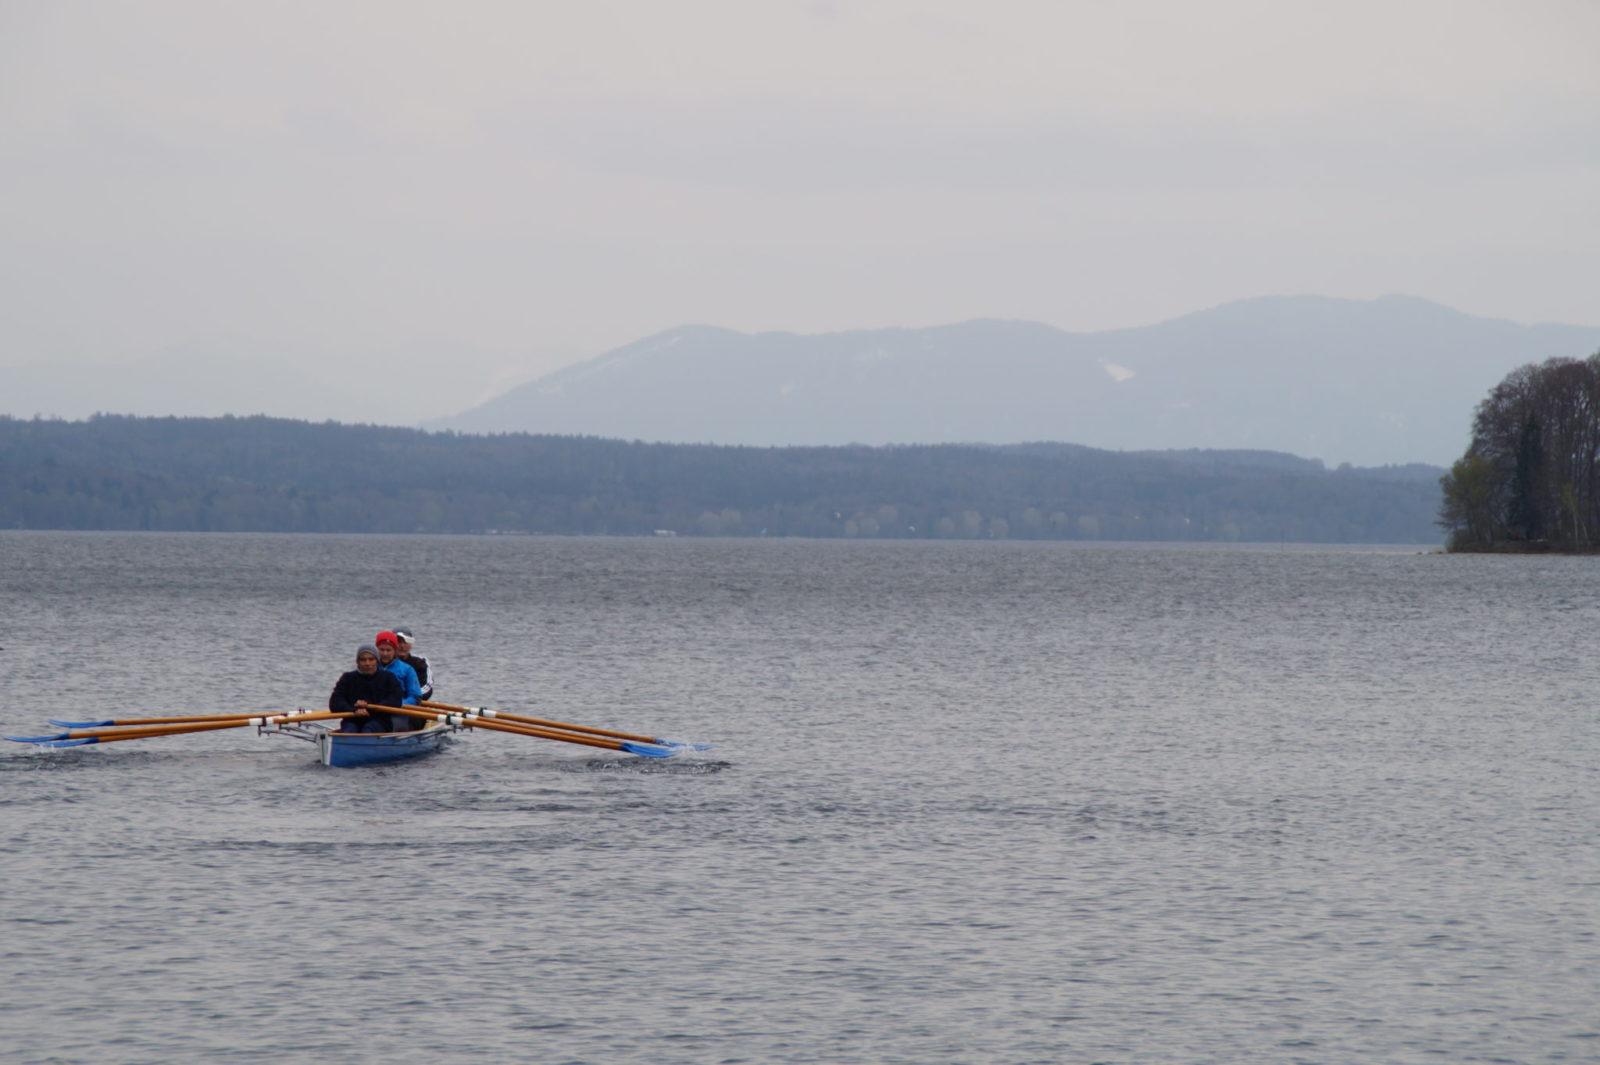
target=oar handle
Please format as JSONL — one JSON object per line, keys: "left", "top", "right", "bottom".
{"left": 419, "top": 700, "right": 662, "bottom": 745}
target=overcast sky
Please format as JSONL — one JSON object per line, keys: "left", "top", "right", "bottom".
{"left": 2, "top": 0, "right": 1597, "bottom": 423}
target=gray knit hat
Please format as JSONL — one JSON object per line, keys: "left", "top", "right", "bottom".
{"left": 356, "top": 643, "right": 379, "bottom": 660}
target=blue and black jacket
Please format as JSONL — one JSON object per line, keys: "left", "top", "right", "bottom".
{"left": 383, "top": 658, "right": 423, "bottom": 706}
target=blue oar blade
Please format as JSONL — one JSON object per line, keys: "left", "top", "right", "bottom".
{"left": 47, "top": 719, "right": 112, "bottom": 728}
{"left": 4, "top": 732, "right": 71, "bottom": 744}
{"left": 619, "top": 740, "right": 678, "bottom": 759}
{"left": 42, "top": 737, "right": 100, "bottom": 747}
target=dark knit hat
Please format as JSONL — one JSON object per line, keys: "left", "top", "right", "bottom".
{"left": 356, "top": 644, "right": 379, "bottom": 660}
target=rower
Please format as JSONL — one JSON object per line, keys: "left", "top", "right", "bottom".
{"left": 328, "top": 645, "right": 406, "bottom": 732}
{"left": 393, "top": 626, "right": 434, "bottom": 702}
{"left": 374, "top": 630, "right": 423, "bottom": 728}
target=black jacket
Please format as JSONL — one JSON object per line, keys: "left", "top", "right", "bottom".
{"left": 329, "top": 669, "right": 409, "bottom": 729}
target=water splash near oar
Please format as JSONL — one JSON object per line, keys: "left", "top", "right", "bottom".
{"left": 5, "top": 735, "right": 99, "bottom": 747}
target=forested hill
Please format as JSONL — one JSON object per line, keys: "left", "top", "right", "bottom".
{"left": 0, "top": 415, "right": 1443, "bottom": 543}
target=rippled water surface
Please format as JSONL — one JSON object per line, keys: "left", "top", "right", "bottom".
{"left": 1, "top": 533, "right": 1596, "bottom": 1064}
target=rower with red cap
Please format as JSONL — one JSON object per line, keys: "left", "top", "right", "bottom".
{"left": 374, "top": 630, "right": 424, "bottom": 727}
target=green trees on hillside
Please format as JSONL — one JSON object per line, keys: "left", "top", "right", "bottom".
{"left": 1440, "top": 353, "right": 1600, "bottom": 550}
{"left": 0, "top": 414, "right": 1444, "bottom": 542}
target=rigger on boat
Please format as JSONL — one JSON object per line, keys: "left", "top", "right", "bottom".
{"left": 5, "top": 700, "right": 711, "bottom": 767}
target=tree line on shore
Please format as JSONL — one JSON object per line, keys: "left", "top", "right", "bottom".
{"left": 0, "top": 414, "right": 1443, "bottom": 542}
{"left": 1439, "top": 351, "right": 1600, "bottom": 551}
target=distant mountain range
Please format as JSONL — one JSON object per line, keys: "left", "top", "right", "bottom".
{"left": 431, "top": 296, "right": 1600, "bottom": 467}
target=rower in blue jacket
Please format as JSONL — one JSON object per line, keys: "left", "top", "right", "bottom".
{"left": 374, "top": 630, "right": 423, "bottom": 726}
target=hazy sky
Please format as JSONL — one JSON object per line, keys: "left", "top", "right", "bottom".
{"left": 3, "top": 0, "right": 1597, "bottom": 423}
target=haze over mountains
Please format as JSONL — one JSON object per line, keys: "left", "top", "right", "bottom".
{"left": 434, "top": 295, "right": 1600, "bottom": 468}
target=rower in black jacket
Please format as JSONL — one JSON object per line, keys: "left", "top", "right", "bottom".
{"left": 329, "top": 644, "right": 407, "bottom": 732}
{"left": 393, "top": 626, "right": 434, "bottom": 702}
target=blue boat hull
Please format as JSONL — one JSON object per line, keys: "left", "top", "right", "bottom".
{"left": 317, "top": 724, "right": 451, "bottom": 767}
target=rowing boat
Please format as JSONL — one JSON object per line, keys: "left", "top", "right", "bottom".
{"left": 262, "top": 718, "right": 455, "bottom": 767}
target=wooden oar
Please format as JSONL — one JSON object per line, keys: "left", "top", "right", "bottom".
{"left": 48, "top": 709, "right": 327, "bottom": 728}
{"left": 370, "top": 704, "right": 676, "bottom": 758}
{"left": 420, "top": 700, "right": 710, "bottom": 750}
{"left": 6, "top": 711, "right": 353, "bottom": 747}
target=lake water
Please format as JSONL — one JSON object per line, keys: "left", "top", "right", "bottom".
{"left": 0, "top": 533, "right": 1595, "bottom": 1064}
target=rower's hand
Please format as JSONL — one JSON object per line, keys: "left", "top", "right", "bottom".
{"left": 354, "top": 701, "right": 370, "bottom": 715}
